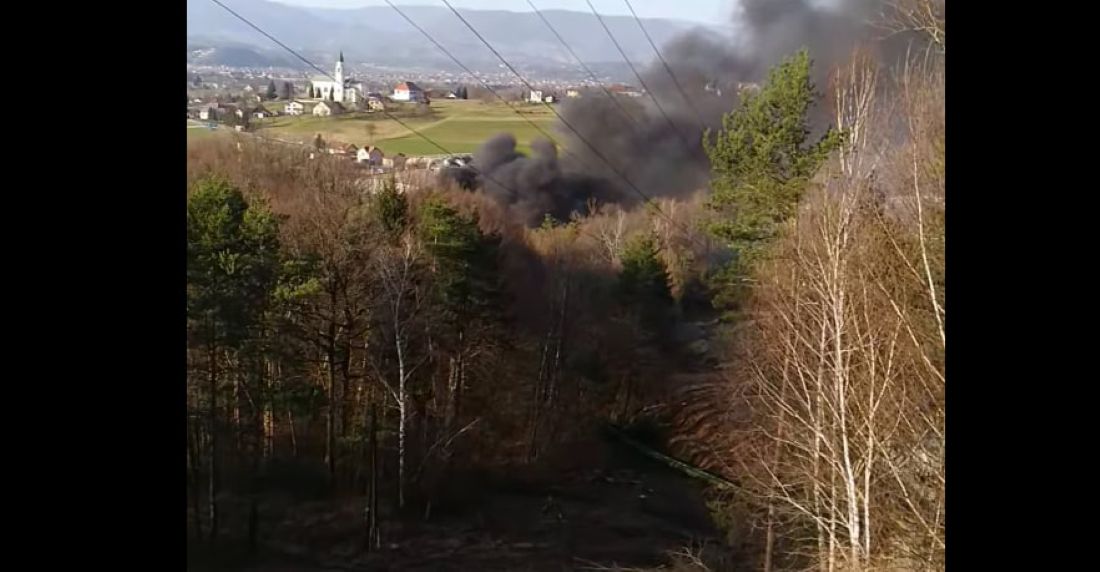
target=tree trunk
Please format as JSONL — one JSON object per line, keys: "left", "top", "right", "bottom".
{"left": 366, "top": 403, "right": 380, "bottom": 551}
{"left": 263, "top": 359, "right": 275, "bottom": 460}
{"left": 187, "top": 414, "right": 204, "bottom": 540}
{"left": 207, "top": 334, "right": 220, "bottom": 543}
{"left": 396, "top": 328, "right": 408, "bottom": 509}
{"left": 287, "top": 407, "right": 298, "bottom": 458}
{"left": 326, "top": 305, "right": 338, "bottom": 485}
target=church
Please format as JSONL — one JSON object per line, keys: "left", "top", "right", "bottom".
{"left": 310, "top": 52, "right": 364, "bottom": 105}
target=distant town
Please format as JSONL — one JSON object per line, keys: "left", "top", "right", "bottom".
{"left": 187, "top": 52, "right": 652, "bottom": 178}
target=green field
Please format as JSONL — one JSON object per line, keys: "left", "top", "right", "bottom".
{"left": 252, "top": 99, "right": 564, "bottom": 156}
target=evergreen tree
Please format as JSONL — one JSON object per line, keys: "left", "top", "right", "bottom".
{"left": 375, "top": 177, "right": 408, "bottom": 236}
{"left": 266, "top": 80, "right": 278, "bottom": 100}
{"left": 416, "top": 198, "right": 504, "bottom": 432}
{"left": 186, "top": 177, "right": 282, "bottom": 540}
{"left": 308, "top": 85, "right": 315, "bottom": 98}
{"left": 281, "top": 81, "right": 293, "bottom": 100}
{"left": 703, "top": 50, "right": 843, "bottom": 305}
{"left": 617, "top": 233, "right": 673, "bottom": 335}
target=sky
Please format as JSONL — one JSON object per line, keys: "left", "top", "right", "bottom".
{"left": 274, "top": 0, "right": 736, "bottom": 26}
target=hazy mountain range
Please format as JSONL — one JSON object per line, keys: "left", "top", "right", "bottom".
{"left": 187, "top": 0, "right": 733, "bottom": 73}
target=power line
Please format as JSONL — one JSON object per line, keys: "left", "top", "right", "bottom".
{"left": 206, "top": 0, "right": 527, "bottom": 197}
{"left": 383, "top": 0, "right": 594, "bottom": 171}
{"left": 525, "top": 0, "right": 643, "bottom": 132}
{"left": 206, "top": 0, "right": 707, "bottom": 247}
{"left": 583, "top": 0, "right": 701, "bottom": 163}
{"left": 621, "top": 0, "right": 707, "bottom": 130}
{"left": 437, "top": 0, "right": 711, "bottom": 247}
{"left": 438, "top": 1, "right": 652, "bottom": 201}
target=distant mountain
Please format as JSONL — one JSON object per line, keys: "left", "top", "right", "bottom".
{"left": 187, "top": 0, "right": 730, "bottom": 72}
{"left": 187, "top": 39, "right": 301, "bottom": 68}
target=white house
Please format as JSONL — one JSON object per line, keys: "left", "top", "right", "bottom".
{"left": 566, "top": 89, "right": 581, "bottom": 98}
{"left": 309, "top": 52, "right": 364, "bottom": 105}
{"left": 356, "top": 145, "right": 384, "bottom": 166}
{"left": 366, "top": 96, "right": 385, "bottom": 112}
{"left": 284, "top": 101, "right": 307, "bottom": 116}
{"left": 313, "top": 101, "right": 345, "bottom": 117}
{"left": 529, "top": 90, "right": 543, "bottom": 103}
{"left": 392, "top": 81, "right": 426, "bottom": 103}
{"left": 199, "top": 105, "right": 223, "bottom": 121}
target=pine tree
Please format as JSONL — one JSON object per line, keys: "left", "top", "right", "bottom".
{"left": 703, "top": 50, "right": 843, "bottom": 305}
{"left": 187, "top": 177, "right": 282, "bottom": 541}
{"left": 266, "top": 80, "right": 278, "bottom": 100}
{"left": 281, "top": 81, "right": 293, "bottom": 100}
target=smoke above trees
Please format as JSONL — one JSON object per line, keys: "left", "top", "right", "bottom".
{"left": 443, "top": 0, "right": 935, "bottom": 226}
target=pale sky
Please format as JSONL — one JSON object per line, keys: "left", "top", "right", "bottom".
{"left": 276, "top": 0, "right": 737, "bottom": 26}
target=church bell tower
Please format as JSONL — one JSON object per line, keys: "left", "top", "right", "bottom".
{"left": 333, "top": 51, "right": 345, "bottom": 102}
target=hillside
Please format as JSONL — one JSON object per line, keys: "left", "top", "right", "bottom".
{"left": 186, "top": 0, "right": 731, "bottom": 70}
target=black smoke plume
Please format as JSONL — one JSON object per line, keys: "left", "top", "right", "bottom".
{"left": 445, "top": 134, "right": 627, "bottom": 227}
{"left": 450, "top": 1, "right": 933, "bottom": 226}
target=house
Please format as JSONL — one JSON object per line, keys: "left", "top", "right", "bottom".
{"left": 199, "top": 104, "right": 223, "bottom": 121}
{"left": 392, "top": 81, "right": 426, "bottom": 103}
{"left": 366, "top": 95, "right": 385, "bottom": 112}
{"left": 543, "top": 95, "right": 557, "bottom": 103}
{"left": 284, "top": 100, "right": 307, "bottom": 116}
{"left": 529, "top": 90, "right": 543, "bottom": 103}
{"left": 356, "top": 145, "right": 384, "bottom": 166}
{"left": 566, "top": 89, "right": 581, "bottom": 98}
{"left": 313, "top": 100, "right": 345, "bottom": 117}
{"left": 344, "top": 143, "right": 359, "bottom": 156}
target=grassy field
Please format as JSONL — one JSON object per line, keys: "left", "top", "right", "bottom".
{"left": 252, "top": 99, "right": 564, "bottom": 156}
{"left": 186, "top": 124, "right": 222, "bottom": 141}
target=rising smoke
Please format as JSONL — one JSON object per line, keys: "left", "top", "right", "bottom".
{"left": 447, "top": 0, "right": 930, "bottom": 226}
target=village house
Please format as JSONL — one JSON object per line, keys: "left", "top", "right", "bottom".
{"left": 357, "top": 145, "right": 384, "bottom": 166}
{"left": 366, "top": 94, "right": 385, "bottom": 112}
{"left": 284, "top": 100, "right": 307, "bottom": 116}
{"left": 566, "top": 89, "right": 581, "bottom": 98}
{"left": 313, "top": 100, "right": 345, "bottom": 117}
{"left": 199, "top": 104, "right": 224, "bottom": 121}
{"left": 392, "top": 81, "right": 426, "bottom": 103}
{"left": 529, "top": 90, "right": 543, "bottom": 103}
{"left": 343, "top": 143, "right": 359, "bottom": 156}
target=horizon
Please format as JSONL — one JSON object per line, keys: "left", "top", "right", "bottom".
{"left": 269, "top": 0, "right": 735, "bottom": 26}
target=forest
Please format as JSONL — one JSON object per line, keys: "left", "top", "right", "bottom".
{"left": 186, "top": 4, "right": 944, "bottom": 571}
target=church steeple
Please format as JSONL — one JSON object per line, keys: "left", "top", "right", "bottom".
{"left": 339, "top": 51, "right": 344, "bottom": 63}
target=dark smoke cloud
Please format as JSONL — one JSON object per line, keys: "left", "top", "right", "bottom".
{"left": 447, "top": 134, "right": 626, "bottom": 226}
{"left": 453, "top": 0, "right": 931, "bottom": 226}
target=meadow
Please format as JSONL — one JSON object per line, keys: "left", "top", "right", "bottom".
{"left": 252, "top": 99, "right": 564, "bottom": 156}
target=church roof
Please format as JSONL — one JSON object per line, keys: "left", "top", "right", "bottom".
{"left": 339, "top": 51, "right": 344, "bottom": 63}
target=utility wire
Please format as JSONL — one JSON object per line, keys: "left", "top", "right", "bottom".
{"left": 439, "top": 1, "right": 656, "bottom": 206}
{"left": 438, "top": 0, "right": 710, "bottom": 247}
{"left": 526, "top": 0, "right": 643, "bottom": 132}
{"left": 584, "top": 0, "right": 703, "bottom": 164}
{"left": 384, "top": 0, "right": 593, "bottom": 171}
{"left": 622, "top": 0, "right": 707, "bottom": 129}
{"left": 207, "top": 0, "right": 526, "bottom": 196}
